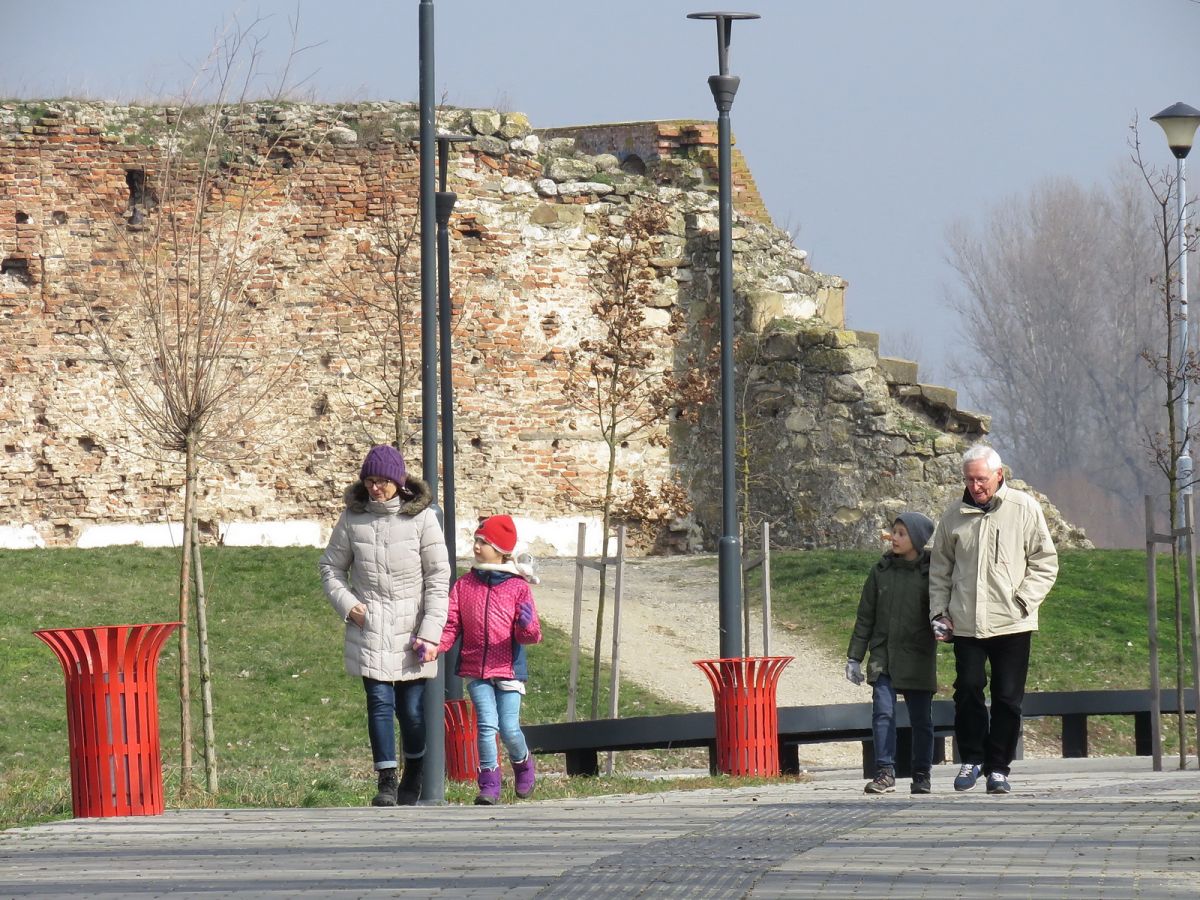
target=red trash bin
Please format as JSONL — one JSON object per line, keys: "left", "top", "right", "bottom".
{"left": 694, "top": 656, "right": 793, "bottom": 776}
{"left": 35, "top": 622, "right": 180, "bottom": 818}
{"left": 444, "top": 698, "right": 480, "bottom": 782}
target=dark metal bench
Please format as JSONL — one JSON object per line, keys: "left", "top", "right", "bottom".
{"left": 523, "top": 701, "right": 955, "bottom": 778}
{"left": 523, "top": 689, "right": 1197, "bottom": 778}
{"left": 1022, "top": 688, "right": 1197, "bottom": 757}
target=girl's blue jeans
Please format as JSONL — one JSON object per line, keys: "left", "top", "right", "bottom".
{"left": 871, "top": 674, "right": 934, "bottom": 774}
{"left": 468, "top": 678, "right": 528, "bottom": 770}
{"left": 363, "top": 677, "right": 427, "bottom": 771}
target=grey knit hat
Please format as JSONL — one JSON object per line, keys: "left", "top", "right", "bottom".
{"left": 894, "top": 511, "right": 934, "bottom": 552}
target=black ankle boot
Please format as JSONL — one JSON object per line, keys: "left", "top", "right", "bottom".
{"left": 396, "top": 756, "right": 423, "bottom": 806}
{"left": 371, "top": 767, "right": 398, "bottom": 807}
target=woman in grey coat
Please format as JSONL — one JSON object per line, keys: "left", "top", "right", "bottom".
{"left": 319, "top": 445, "right": 450, "bottom": 806}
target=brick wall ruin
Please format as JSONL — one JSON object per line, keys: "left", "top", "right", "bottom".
{"left": 0, "top": 101, "right": 1087, "bottom": 553}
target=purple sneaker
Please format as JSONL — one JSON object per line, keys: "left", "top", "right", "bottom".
{"left": 512, "top": 754, "right": 536, "bottom": 799}
{"left": 475, "top": 766, "right": 502, "bottom": 805}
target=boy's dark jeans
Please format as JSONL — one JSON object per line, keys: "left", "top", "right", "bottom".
{"left": 952, "top": 631, "right": 1032, "bottom": 777}
{"left": 871, "top": 674, "right": 934, "bottom": 773}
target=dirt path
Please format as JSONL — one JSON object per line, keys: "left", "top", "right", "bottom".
{"left": 532, "top": 554, "right": 866, "bottom": 768}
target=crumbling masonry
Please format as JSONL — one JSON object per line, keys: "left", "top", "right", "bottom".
{"left": 0, "top": 102, "right": 1088, "bottom": 552}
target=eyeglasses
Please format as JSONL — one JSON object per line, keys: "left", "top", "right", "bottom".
{"left": 964, "top": 476, "right": 996, "bottom": 485}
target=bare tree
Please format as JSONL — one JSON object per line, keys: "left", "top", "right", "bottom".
{"left": 565, "top": 200, "right": 704, "bottom": 718}
{"left": 323, "top": 158, "right": 422, "bottom": 450}
{"left": 946, "top": 124, "right": 1199, "bottom": 758}
{"left": 732, "top": 336, "right": 788, "bottom": 656}
{"left": 945, "top": 172, "right": 1160, "bottom": 545}
{"left": 84, "top": 18, "right": 318, "bottom": 795}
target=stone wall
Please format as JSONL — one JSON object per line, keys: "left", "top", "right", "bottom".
{"left": 693, "top": 321, "right": 1090, "bottom": 550}
{"left": 0, "top": 100, "right": 1086, "bottom": 553}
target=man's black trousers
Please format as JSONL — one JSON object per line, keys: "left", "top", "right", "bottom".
{"left": 952, "top": 630, "right": 1032, "bottom": 777}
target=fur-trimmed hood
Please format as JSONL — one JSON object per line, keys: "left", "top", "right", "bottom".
{"left": 342, "top": 475, "right": 433, "bottom": 516}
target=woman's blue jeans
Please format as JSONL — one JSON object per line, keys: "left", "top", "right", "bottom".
{"left": 363, "top": 677, "right": 427, "bottom": 771}
{"left": 468, "top": 678, "right": 528, "bottom": 770}
{"left": 871, "top": 674, "right": 934, "bottom": 774}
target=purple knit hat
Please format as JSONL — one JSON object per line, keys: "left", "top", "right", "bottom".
{"left": 360, "top": 444, "right": 407, "bottom": 487}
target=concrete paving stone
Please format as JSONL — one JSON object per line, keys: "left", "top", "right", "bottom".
{"left": 1, "top": 757, "right": 1198, "bottom": 898}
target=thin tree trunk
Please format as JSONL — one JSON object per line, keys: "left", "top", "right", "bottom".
{"left": 177, "top": 435, "right": 196, "bottom": 796}
{"left": 738, "top": 403, "right": 752, "bottom": 657}
{"left": 191, "top": 517, "right": 219, "bottom": 793}
{"left": 740, "top": 523, "right": 752, "bottom": 657}
{"left": 1171, "top": 541, "right": 1188, "bottom": 769}
{"left": 394, "top": 384, "right": 405, "bottom": 449}
{"left": 590, "top": 438, "right": 617, "bottom": 720}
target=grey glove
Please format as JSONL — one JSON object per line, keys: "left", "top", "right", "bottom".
{"left": 845, "top": 658, "right": 865, "bottom": 685}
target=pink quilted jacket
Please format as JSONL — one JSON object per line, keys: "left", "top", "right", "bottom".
{"left": 438, "top": 570, "right": 542, "bottom": 680}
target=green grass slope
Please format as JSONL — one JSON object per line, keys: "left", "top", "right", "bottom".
{"left": 2, "top": 547, "right": 1193, "bottom": 827}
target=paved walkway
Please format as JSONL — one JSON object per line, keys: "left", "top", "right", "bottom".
{"left": 3, "top": 757, "right": 1199, "bottom": 898}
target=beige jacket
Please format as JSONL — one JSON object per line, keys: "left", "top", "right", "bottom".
{"left": 319, "top": 477, "right": 450, "bottom": 681}
{"left": 928, "top": 481, "right": 1058, "bottom": 638}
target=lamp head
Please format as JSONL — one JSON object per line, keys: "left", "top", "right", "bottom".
{"left": 688, "top": 11, "right": 760, "bottom": 76}
{"left": 433, "top": 133, "right": 473, "bottom": 190}
{"left": 1151, "top": 102, "right": 1200, "bottom": 160}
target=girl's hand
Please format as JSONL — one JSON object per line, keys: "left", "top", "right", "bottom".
{"left": 413, "top": 638, "right": 438, "bottom": 663}
{"left": 348, "top": 603, "right": 367, "bottom": 628}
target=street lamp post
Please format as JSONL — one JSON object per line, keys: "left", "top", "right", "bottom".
{"left": 1152, "top": 102, "right": 1200, "bottom": 525}
{"left": 417, "top": 0, "right": 445, "bottom": 804}
{"left": 1152, "top": 100, "right": 1200, "bottom": 770}
{"left": 435, "top": 133, "right": 472, "bottom": 701}
{"left": 688, "top": 10, "right": 758, "bottom": 660}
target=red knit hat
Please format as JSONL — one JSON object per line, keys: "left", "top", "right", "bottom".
{"left": 475, "top": 515, "right": 518, "bottom": 555}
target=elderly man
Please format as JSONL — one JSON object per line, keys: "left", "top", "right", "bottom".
{"left": 929, "top": 444, "right": 1058, "bottom": 795}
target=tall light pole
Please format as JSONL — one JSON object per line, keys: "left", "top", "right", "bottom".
{"left": 417, "top": 0, "right": 445, "bottom": 804}
{"left": 435, "top": 133, "right": 472, "bottom": 701}
{"left": 1152, "top": 102, "right": 1200, "bottom": 525}
{"left": 1152, "top": 100, "right": 1200, "bottom": 771}
{"left": 688, "top": 10, "right": 758, "bottom": 660}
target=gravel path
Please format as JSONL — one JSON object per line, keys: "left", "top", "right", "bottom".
{"left": 531, "top": 554, "right": 866, "bottom": 768}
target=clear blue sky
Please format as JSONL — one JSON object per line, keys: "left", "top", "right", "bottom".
{"left": 5, "top": 0, "right": 1199, "bottom": 398}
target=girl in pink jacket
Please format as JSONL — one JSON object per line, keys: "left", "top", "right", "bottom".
{"left": 438, "top": 515, "right": 542, "bottom": 804}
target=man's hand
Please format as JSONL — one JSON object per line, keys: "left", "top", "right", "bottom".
{"left": 932, "top": 615, "right": 954, "bottom": 642}
{"left": 845, "top": 658, "right": 865, "bottom": 685}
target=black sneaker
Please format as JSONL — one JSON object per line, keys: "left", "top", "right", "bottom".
{"left": 396, "top": 756, "right": 424, "bottom": 806}
{"left": 371, "top": 768, "right": 398, "bottom": 807}
{"left": 864, "top": 768, "right": 896, "bottom": 794}
{"left": 910, "top": 771, "right": 931, "bottom": 794}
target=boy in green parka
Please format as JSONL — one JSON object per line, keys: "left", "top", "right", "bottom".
{"left": 846, "top": 511, "right": 938, "bottom": 794}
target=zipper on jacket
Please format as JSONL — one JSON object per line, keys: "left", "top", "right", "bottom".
{"left": 480, "top": 583, "right": 493, "bottom": 674}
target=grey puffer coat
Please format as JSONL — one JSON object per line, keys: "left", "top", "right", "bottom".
{"left": 319, "top": 476, "right": 450, "bottom": 682}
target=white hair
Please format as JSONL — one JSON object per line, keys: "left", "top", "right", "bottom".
{"left": 961, "top": 444, "right": 1002, "bottom": 472}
